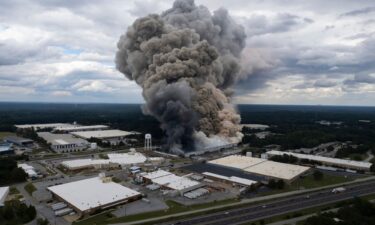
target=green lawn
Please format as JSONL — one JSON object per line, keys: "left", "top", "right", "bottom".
{"left": 0, "top": 131, "right": 15, "bottom": 139}
{"left": 73, "top": 198, "right": 239, "bottom": 225}
{"left": 292, "top": 173, "right": 353, "bottom": 189}
{"left": 24, "top": 183, "right": 37, "bottom": 196}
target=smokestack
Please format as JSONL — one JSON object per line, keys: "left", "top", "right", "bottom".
{"left": 116, "top": 0, "right": 246, "bottom": 152}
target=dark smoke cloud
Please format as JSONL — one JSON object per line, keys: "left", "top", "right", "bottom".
{"left": 116, "top": 0, "right": 246, "bottom": 152}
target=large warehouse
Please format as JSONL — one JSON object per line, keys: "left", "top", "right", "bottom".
{"left": 266, "top": 150, "right": 373, "bottom": 172}
{"left": 47, "top": 175, "right": 141, "bottom": 215}
{"left": 71, "top": 130, "right": 138, "bottom": 145}
{"left": 15, "top": 123, "right": 75, "bottom": 131}
{"left": 208, "top": 155, "right": 310, "bottom": 183}
{"left": 38, "top": 132, "right": 89, "bottom": 153}
{"left": 61, "top": 152, "right": 147, "bottom": 170}
{"left": 53, "top": 125, "right": 109, "bottom": 133}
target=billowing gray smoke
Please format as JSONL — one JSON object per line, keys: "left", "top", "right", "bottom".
{"left": 116, "top": 0, "right": 246, "bottom": 153}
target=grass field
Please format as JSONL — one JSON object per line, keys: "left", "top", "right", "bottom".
{"left": 73, "top": 198, "right": 239, "bottom": 225}
{"left": 0, "top": 131, "right": 15, "bottom": 139}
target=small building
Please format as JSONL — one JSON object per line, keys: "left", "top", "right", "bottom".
{"left": 139, "top": 170, "right": 203, "bottom": 194}
{"left": 4, "top": 136, "right": 34, "bottom": 147}
{"left": 47, "top": 176, "right": 142, "bottom": 215}
{"left": 0, "top": 143, "right": 14, "bottom": 155}
{"left": 71, "top": 130, "right": 139, "bottom": 145}
{"left": 0, "top": 186, "right": 9, "bottom": 207}
{"left": 37, "top": 132, "right": 89, "bottom": 153}
{"left": 18, "top": 163, "right": 38, "bottom": 179}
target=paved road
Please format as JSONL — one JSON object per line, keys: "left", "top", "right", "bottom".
{"left": 158, "top": 180, "right": 375, "bottom": 225}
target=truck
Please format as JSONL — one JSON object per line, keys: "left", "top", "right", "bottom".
{"left": 332, "top": 187, "right": 346, "bottom": 194}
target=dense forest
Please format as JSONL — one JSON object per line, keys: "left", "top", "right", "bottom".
{"left": 0, "top": 103, "right": 375, "bottom": 151}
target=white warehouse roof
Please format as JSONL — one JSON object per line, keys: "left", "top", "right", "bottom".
{"left": 53, "top": 125, "right": 109, "bottom": 132}
{"left": 202, "top": 172, "right": 257, "bottom": 186}
{"left": 141, "top": 170, "right": 172, "bottom": 180}
{"left": 61, "top": 152, "right": 147, "bottom": 169}
{"left": 267, "top": 150, "right": 373, "bottom": 170}
{"left": 244, "top": 161, "right": 310, "bottom": 181}
{"left": 15, "top": 123, "right": 75, "bottom": 130}
{"left": 107, "top": 153, "right": 147, "bottom": 165}
{"left": 71, "top": 130, "right": 135, "bottom": 139}
{"left": 141, "top": 170, "right": 200, "bottom": 191}
{"left": 47, "top": 176, "right": 141, "bottom": 212}
{"left": 209, "top": 155, "right": 266, "bottom": 170}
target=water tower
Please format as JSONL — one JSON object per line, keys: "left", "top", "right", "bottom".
{"left": 144, "top": 134, "right": 152, "bottom": 150}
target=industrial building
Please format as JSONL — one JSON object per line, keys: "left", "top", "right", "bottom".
{"left": 266, "top": 150, "right": 373, "bottom": 172}
{"left": 0, "top": 143, "right": 14, "bottom": 155}
{"left": 71, "top": 129, "right": 138, "bottom": 145}
{"left": 53, "top": 125, "right": 109, "bottom": 133}
{"left": 208, "top": 155, "right": 310, "bottom": 183}
{"left": 140, "top": 170, "right": 202, "bottom": 194}
{"left": 47, "top": 175, "right": 142, "bottom": 215}
{"left": 4, "top": 136, "right": 34, "bottom": 147}
{"left": 15, "top": 123, "right": 75, "bottom": 131}
{"left": 37, "top": 132, "right": 89, "bottom": 153}
{"left": 202, "top": 172, "right": 257, "bottom": 187}
{"left": 61, "top": 152, "right": 148, "bottom": 170}
{"left": 0, "top": 186, "right": 9, "bottom": 207}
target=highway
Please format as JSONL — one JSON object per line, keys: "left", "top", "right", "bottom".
{"left": 159, "top": 180, "right": 375, "bottom": 225}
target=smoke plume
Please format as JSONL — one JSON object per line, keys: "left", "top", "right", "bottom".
{"left": 116, "top": 0, "right": 246, "bottom": 152}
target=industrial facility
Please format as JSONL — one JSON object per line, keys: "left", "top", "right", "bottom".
{"left": 15, "top": 123, "right": 76, "bottom": 131}
{"left": 71, "top": 129, "right": 138, "bottom": 145}
{"left": 18, "top": 163, "right": 38, "bottom": 178}
{"left": 37, "top": 132, "right": 89, "bottom": 153}
{"left": 47, "top": 175, "right": 142, "bottom": 215}
{"left": 208, "top": 155, "right": 311, "bottom": 183}
{"left": 52, "top": 125, "right": 109, "bottom": 133}
{"left": 266, "top": 150, "right": 373, "bottom": 172}
{"left": 61, "top": 151, "right": 148, "bottom": 170}
{"left": 4, "top": 136, "right": 34, "bottom": 147}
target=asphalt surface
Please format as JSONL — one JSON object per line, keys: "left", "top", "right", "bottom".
{"left": 159, "top": 180, "right": 375, "bottom": 225}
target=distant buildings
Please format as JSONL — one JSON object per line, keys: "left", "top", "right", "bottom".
{"left": 266, "top": 150, "right": 372, "bottom": 172}
{"left": 37, "top": 132, "right": 89, "bottom": 153}
{"left": 47, "top": 175, "right": 141, "bottom": 215}
{"left": 53, "top": 125, "right": 109, "bottom": 133}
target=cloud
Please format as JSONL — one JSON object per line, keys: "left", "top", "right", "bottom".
{"left": 340, "top": 7, "right": 375, "bottom": 17}
{"left": 243, "top": 13, "right": 313, "bottom": 36}
{"left": 0, "top": 0, "right": 374, "bottom": 105}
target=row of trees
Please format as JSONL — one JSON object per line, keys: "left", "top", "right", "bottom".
{"left": 0, "top": 157, "right": 27, "bottom": 185}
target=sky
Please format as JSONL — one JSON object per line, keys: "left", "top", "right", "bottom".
{"left": 0, "top": 0, "right": 375, "bottom": 106}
